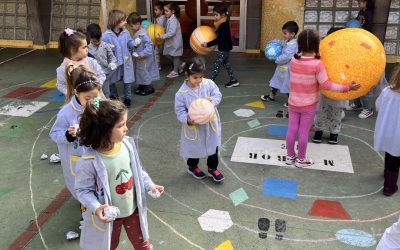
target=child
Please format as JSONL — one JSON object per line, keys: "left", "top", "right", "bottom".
{"left": 174, "top": 57, "right": 224, "bottom": 182}
{"left": 377, "top": 220, "right": 400, "bottom": 249}
{"left": 261, "top": 21, "right": 299, "bottom": 105}
{"left": 56, "top": 28, "right": 105, "bottom": 95}
{"left": 87, "top": 23, "right": 118, "bottom": 98}
{"left": 50, "top": 65, "right": 102, "bottom": 199}
{"left": 75, "top": 99, "right": 164, "bottom": 250}
{"left": 153, "top": 2, "right": 166, "bottom": 70}
{"left": 347, "top": 0, "right": 374, "bottom": 118}
{"left": 157, "top": 2, "right": 183, "bottom": 78}
{"left": 127, "top": 12, "right": 160, "bottom": 96}
{"left": 201, "top": 3, "right": 239, "bottom": 88}
{"left": 312, "top": 27, "right": 348, "bottom": 145}
{"left": 374, "top": 65, "right": 400, "bottom": 196}
{"left": 285, "top": 29, "right": 360, "bottom": 168}
{"left": 102, "top": 10, "right": 136, "bottom": 107}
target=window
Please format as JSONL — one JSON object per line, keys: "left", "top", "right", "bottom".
{"left": 304, "top": 0, "right": 359, "bottom": 37}
{"left": 384, "top": 0, "right": 400, "bottom": 56}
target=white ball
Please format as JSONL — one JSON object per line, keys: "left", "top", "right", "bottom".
{"left": 188, "top": 98, "right": 215, "bottom": 125}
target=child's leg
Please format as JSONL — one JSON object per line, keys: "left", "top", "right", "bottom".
{"left": 211, "top": 51, "right": 225, "bottom": 81}
{"left": 123, "top": 82, "right": 132, "bottom": 101}
{"left": 297, "top": 108, "right": 317, "bottom": 160}
{"left": 329, "top": 106, "right": 343, "bottom": 134}
{"left": 109, "top": 82, "right": 119, "bottom": 99}
{"left": 314, "top": 103, "right": 328, "bottom": 132}
{"left": 207, "top": 147, "right": 219, "bottom": 170}
{"left": 221, "top": 51, "right": 236, "bottom": 82}
{"left": 286, "top": 109, "right": 301, "bottom": 157}
{"left": 124, "top": 210, "right": 151, "bottom": 250}
{"left": 111, "top": 217, "right": 125, "bottom": 250}
{"left": 187, "top": 158, "right": 200, "bottom": 169}
{"left": 384, "top": 152, "right": 400, "bottom": 196}
{"left": 172, "top": 56, "right": 181, "bottom": 73}
{"left": 155, "top": 45, "right": 161, "bottom": 69}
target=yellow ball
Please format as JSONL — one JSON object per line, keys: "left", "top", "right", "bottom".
{"left": 320, "top": 28, "right": 386, "bottom": 100}
{"left": 188, "top": 98, "right": 215, "bottom": 124}
{"left": 190, "top": 26, "right": 217, "bottom": 55}
{"left": 146, "top": 24, "right": 165, "bottom": 45}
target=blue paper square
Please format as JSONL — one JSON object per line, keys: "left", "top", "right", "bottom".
{"left": 268, "top": 125, "right": 288, "bottom": 137}
{"left": 229, "top": 187, "right": 249, "bottom": 206}
{"left": 263, "top": 177, "right": 298, "bottom": 200}
{"left": 49, "top": 91, "right": 65, "bottom": 102}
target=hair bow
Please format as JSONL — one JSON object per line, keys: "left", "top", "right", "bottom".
{"left": 64, "top": 28, "right": 75, "bottom": 36}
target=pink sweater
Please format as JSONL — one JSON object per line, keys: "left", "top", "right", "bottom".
{"left": 289, "top": 57, "right": 350, "bottom": 108}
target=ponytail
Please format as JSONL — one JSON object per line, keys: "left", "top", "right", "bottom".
{"left": 213, "top": 3, "right": 230, "bottom": 22}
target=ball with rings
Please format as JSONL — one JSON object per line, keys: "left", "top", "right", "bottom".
{"left": 188, "top": 98, "right": 216, "bottom": 124}
{"left": 190, "top": 26, "right": 217, "bottom": 55}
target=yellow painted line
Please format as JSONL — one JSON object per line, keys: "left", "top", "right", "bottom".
{"left": 40, "top": 79, "right": 57, "bottom": 88}
{"left": 0, "top": 39, "right": 33, "bottom": 48}
{"left": 245, "top": 49, "right": 261, "bottom": 54}
{"left": 387, "top": 55, "right": 400, "bottom": 64}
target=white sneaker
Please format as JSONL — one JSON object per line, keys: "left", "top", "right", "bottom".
{"left": 283, "top": 102, "right": 288, "bottom": 108}
{"left": 340, "top": 110, "right": 345, "bottom": 120}
{"left": 295, "top": 157, "right": 314, "bottom": 168}
{"left": 358, "top": 109, "right": 373, "bottom": 119}
{"left": 285, "top": 155, "right": 296, "bottom": 165}
{"left": 166, "top": 71, "right": 179, "bottom": 78}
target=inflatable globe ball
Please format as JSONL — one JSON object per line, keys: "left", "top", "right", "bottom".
{"left": 345, "top": 19, "right": 362, "bottom": 28}
{"left": 190, "top": 26, "right": 217, "bottom": 55}
{"left": 320, "top": 28, "right": 386, "bottom": 100}
{"left": 146, "top": 24, "right": 165, "bottom": 45}
{"left": 188, "top": 98, "right": 215, "bottom": 125}
{"left": 141, "top": 20, "right": 152, "bottom": 28}
{"left": 265, "top": 41, "right": 282, "bottom": 61}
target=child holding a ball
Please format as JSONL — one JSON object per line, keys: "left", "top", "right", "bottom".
{"left": 174, "top": 57, "right": 224, "bottom": 182}
{"left": 286, "top": 29, "right": 360, "bottom": 168}
{"left": 261, "top": 21, "right": 299, "bottom": 107}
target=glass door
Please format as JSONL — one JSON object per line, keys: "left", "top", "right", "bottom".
{"left": 196, "top": 0, "right": 247, "bottom": 52}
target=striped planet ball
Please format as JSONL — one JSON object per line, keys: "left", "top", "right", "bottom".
{"left": 190, "top": 26, "right": 217, "bottom": 55}
{"left": 320, "top": 28, "right": 386, "bottom": 100}
{"left": 188, "top": 98, "right": 215, "bottom": 124}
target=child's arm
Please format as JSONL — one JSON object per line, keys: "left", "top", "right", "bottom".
{"left": 137, "top": 34, "right": 154, "bottom": 58}
{"left": 159, "top": 18, "right": 178, "bottom": 40}
{"left": 49, "top": 113, "right": 76, "bottom": 144}
{"left": 106, "top": 43, "right": 118, "bottom": 65}
{"left": 317, "top": 61, "right": 359, "bottom": 92}
{"left": 75, "top": 160, "right": 103, "bottom": 215}
{"left": 175, "top": 92, "right": 189, "bottom": 124}
{"left": 208, "top": 80, "right": 222, "bottom": 106}
{"left": 56, "top": 65, "right": 67, "bottom": 95}
{"left": 90, "top": 59, "right": 106, "bottom": 86}
{"left": 275, "top": 43, "right": 297, "bottom": 65}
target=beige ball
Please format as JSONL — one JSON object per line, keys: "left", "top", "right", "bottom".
{"left": 190, "top": 26, "right": 217, "bottom": 55}
{"left": 188, "top": 98, "right": 215, "bottom": 124}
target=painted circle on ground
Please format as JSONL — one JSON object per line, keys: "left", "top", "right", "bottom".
{"left": 335, "top": 229, "right": 376, "bottom": 247}
{"left": 320, "top": 28, "right": 386, "bottom": 100}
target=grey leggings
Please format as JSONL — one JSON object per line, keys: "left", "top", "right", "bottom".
{"left": 165, "top": 55, "right": 181, "bottom": 73}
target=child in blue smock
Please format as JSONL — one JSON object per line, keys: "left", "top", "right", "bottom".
{"left": 102, "top": 10, "right": 136, "bottom": 107}
{"left": 153, "top": 2, "right": 166, "bottom": 70}
{"left": 50, "top": 65, "right": 102, "bottom": 199}
{"left": 157, "top": 2, "right": 183, "bottom": 78}
{"left": 175, "top": 57, "right": 224, "bottom": 182}
{"left": 127, "top": 12, "right": 160, "bottom": 96}
{"left": 56, "top": 28, "right": 105, "bottom": 96}
{"left": 75, "top": 99, "right": 164, "bottom": 250}
{"left": 261, "top": 21, "right": 299, "bottom": 106}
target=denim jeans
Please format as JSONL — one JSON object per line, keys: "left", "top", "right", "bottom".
{"left": 109, "top": 82, "right": 132, "bottom": 100}
{"left": 353, "top": 91, "right": 373, "bottom": 111}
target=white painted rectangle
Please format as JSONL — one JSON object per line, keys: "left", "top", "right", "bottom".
{"left": 0, "top": 101, "right": 48, "bottom": 117}
{"left": 231, "top": 137, "right": 354, "bottom": 173}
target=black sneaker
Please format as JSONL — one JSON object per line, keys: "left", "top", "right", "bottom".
{"left": 139, "top": 87, "right": 155, "bottom": 96}
{"left": 123, "top": 98, "right": 131, "bottom": 108}
{"left": 109, "top": 94, "right": 119, "bottom": 100}
{"left": 187, "top": 166, "right": 206, "bottom": 180}
{"left": 328, "top": 133, "right": 338, "bottom": 144}
{"left": 135, "top": 85, "right": 145, "bottom": 94}
{"left": 225, "top": 80, "right": 240, "bottom": 88}
{"left": 312, "top": 131, "right": 323, "bottom": 143}
{"left": 208, "top": 168, "right": 224, "bottom": 182}
{"left": 260, "top": 95, "right": 275, "bottom": 101}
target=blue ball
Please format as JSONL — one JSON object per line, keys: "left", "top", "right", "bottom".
{"left": 265, "top": 42, "right": 282, "bottom": 61}
{"left": 346, "top": 19, "right": 362, "bottom": 28}
{"left": 141, "top": 20, "right": 152, "bottom": 28}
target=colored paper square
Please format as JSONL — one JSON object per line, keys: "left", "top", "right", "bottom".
{"left": 229, "top": 188, "right": 249, "bottom": 206}
{"left": 268, "top": 125, "right": 288, "bottom": 137}
{"left": 3, "top": 87, "right": 49, "bottom": 100}
{"left": 308, "top": 199, "right": 351, "bottom": 220}
{"left": 247, "top": 119, "right": 261, "bottom": 128}
{"left": 263, "top": 177, "right": 298, "bottom": 200}
{"left": 40, "top": 78, "right": 57, "bottom": 88}
{"left": 48, "top": 91, "right": 65, "bottom": 102}
{"left": 0, "top": 188, "right": 12, "bottom": 198}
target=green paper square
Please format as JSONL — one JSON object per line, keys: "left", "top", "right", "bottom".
{"left": 247, "top": 119, "right": 261, "bottom": 128}
{"left": 229, "top": 187, "right": 249, "bottom": 206}
{"left": 0, "top": 188, "right": 12, "bottom": 198}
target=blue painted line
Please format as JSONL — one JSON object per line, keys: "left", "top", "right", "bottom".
{"left": 268, "top": 125, "right": 288, "bottom": 137}
{"left": 335, "top": 229, "right": 376, "bottom": 247}
{"left": 263, "top": 177, "right": 298, "bottom": 200}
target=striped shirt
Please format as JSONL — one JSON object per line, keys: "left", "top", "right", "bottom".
{"left": 289, "top": 57, "right": 350, "bottom": 108}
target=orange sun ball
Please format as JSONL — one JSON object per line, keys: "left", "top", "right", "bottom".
{"left": 319, "top": 28, "right": 386, "bottom": 100}
{"left": 190, "top": 26, "right": 217, "bottom": 55}
{"left": 146, "top": 24, "right": 165, "bottom": 45}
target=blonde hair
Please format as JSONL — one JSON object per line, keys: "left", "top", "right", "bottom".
{"left": 65, "top": 64, "right": 101, "bottom": 103}
{"left": 107, "top": 10, "right": 126, "bottom": 29}
{"left": 389, "top": 64, "right": 400, "bottom": 91}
